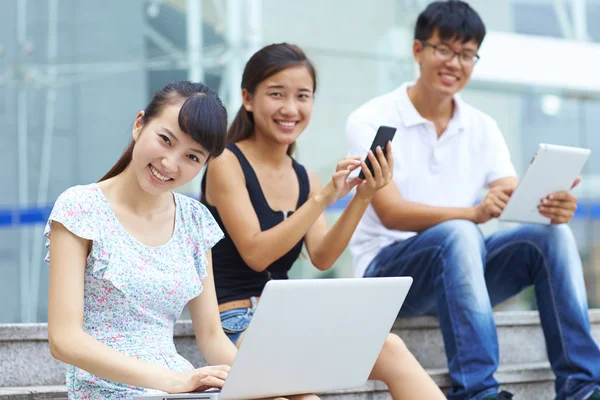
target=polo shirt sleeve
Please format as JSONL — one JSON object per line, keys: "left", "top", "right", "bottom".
{"left": 345, "top": 112, "right": 378, "bottom": 158}
{"left": 486, "top": 121, "right": 517, "bottom": 186}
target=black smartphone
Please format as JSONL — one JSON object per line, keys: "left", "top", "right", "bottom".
{"left": 358, "top": 125, "right": 397, "bottom": 179}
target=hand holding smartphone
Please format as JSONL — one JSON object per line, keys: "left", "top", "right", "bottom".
{"left": 358, "top": 126, "right": 397, "bottom": 179}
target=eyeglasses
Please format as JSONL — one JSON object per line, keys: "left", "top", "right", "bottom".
{"left": 422, "top": 41, "right": 480, "bottom": 67}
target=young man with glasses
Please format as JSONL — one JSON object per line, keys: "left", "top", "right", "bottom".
{"left": 346, "top": 1, "right": 600, "bottom": 400}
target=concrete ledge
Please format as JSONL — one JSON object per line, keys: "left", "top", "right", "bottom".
{"left": 393, "top": 310, "right": 600, "bottom": 369}
{"left": 0, "top": 363, "right": 556, "bottom": 400}
{"left": 5, "top": 310, "right": 600, "bottom": 341}
{"left": 0, "top": 385, "right": 67, "bottom": 400}
{"left": 392, "top": 309, "right": 600, "bottom": 329}
{"left": 2, "top": 311, "right": 598, "bottom": 390}
{"left": 0, "top": 325, "right": 51, "bottom": 342}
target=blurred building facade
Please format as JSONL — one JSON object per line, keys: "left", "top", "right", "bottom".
{"left": 1, "top": 0, "right": 600, "bottom": 323}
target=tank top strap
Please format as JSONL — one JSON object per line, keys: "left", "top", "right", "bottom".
{"left": 202, "top": 142, "right": 263, "bottom": 199}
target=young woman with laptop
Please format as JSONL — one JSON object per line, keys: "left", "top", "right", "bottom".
{"left": 45, "top": 82, "right": 237, "bottom": 399}
{"left": 201, "top": 43, "right": 445, "bottom": 400}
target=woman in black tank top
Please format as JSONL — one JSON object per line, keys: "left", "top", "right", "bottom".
{"left": 201, "top": 44, "right": 445, "bottom": 400}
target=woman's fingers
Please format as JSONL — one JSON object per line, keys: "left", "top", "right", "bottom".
{"left": 346, "top": 162, "right": 362, "bottom": 173}
{"left": 336, "top": 158, "right": 361, "bottom": 172}
{"left": 385, "top": 141, "right": 394, "bottom": 175}
{"left": 205, "top": 368, "right": 229, "bottom": 381}
{"left": 199, "top": 375, "right": 226, "bottom": 389}
{"left": 193, "top": 365, "right": 230, "bottom": 387}
{"left": 210, "top": 365, "right": 231, "bottom": 372}
{"left": 331, "top": 169, "right": 351, "bottom": 191}
{"left": 367, "top": 150, "right": 381, "bottom": 185}
{"left": 359, "top": 158, "right": 374, "bottom": 183}
{"left": 367, "top": 150, "right": 383, "bottom": 184}
{"left": 347, "top": 177, "right": 362, "bottom": 190}
{"left": 375, "top": 146, "right": 390, "bottom": 182}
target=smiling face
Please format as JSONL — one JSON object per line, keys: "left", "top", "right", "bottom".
{"left": 130, "top": 102, "right": 209, "bottom": 195}
{"left": 243, "top": 65, "right": 315, "bottom": 147}
{"left": 414, "top": 30, "right": 479, "bottom": 98}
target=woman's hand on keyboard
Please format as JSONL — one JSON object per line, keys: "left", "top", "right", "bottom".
{"left": 167, "top": 365, "right": 231, "bottom": 393}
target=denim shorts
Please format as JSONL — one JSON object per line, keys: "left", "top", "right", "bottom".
{"left": 219, "top": 297, "right": 258, "bottom": 345}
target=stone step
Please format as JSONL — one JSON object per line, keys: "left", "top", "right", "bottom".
{"left": 322, "top": 362, "right": 556, "bottom": 399}
{"left": 1, "top": 311, "right": 598, "bottom": 390}
{"left": 0, "top": 362, "right": 556, "bottom": 399}
{"left": 0, "top": 385, "right": 67, "bottom": 400}
{"left": 392, "top": 310, "right": 600, "bottom": 369}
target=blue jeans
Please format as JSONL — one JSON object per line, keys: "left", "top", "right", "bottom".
{"left": 365, "top": 220, "right": 600, "bottom": 400}
{"left": 219, "top": 297, "right": 259, "bottom": 345}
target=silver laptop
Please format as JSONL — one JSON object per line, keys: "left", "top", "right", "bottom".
{"left": 136, "top": 277, "right": 413, "bottom": 400}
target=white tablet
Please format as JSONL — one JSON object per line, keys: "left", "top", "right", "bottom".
{"left": 499, "top": 143, "right": 590, "bottom": 224}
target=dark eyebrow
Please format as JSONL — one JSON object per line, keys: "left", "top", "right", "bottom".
{"left": 161, "top": 127, "right": 207, "bottom": 157}
{"left": 266, "top": 84, "right": 312, "bottom": 93}
{"left": 161, "top": 127, "right": 178, "bottom": 142}
{"left": 440, "top": 41, "right": 477, "bottom": 54}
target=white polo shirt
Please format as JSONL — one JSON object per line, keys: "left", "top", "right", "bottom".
{"left": 346, "top": 82, "right": 517, "bottom": 278}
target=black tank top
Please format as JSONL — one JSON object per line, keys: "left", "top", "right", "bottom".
{"left": 201, "top": 143, "right": 310, "bottom": 304}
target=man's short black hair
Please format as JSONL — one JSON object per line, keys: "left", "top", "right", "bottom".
{"left": 414, "top": 1, "right": 486, "bottom": 47}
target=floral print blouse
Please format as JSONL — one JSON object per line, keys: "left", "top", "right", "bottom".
{"left": 44, "top": 184, "right": 223, "bottom": 399}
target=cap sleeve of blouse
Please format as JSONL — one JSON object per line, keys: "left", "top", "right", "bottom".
{"left": 44, "top": 185, "right": 105, "bottom": 267}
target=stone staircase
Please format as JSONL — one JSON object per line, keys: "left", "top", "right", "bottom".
{"left": 1, "top": 311, "right": 599, "bottom": 399}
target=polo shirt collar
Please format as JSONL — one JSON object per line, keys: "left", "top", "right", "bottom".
{"left": 396, "top": 82, "right": 470, "bottom": 131}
